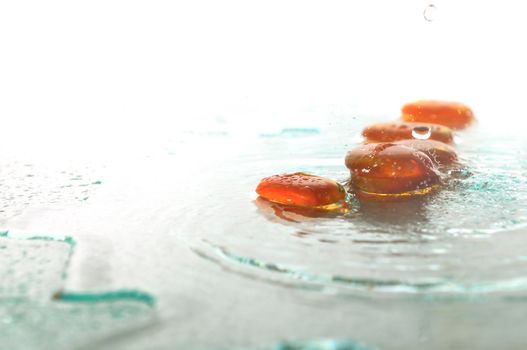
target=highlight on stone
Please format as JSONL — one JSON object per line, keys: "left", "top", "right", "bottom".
{"left": 401, "top": 100, "right": 475, "bottom": 129}
{"left": 256, "top": 99, "right": 473, "bottom": 206}
{"left": 345, "top": 143, "right": 441, "bottom": 200}
{"left": 362, "top": 121, "right": 454, "bottom": 144}
{"left": 255, "top": 172, "right": 347, "bottom": 209}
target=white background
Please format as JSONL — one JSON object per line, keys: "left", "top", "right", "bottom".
{"left": 1, "top": 0, "right": 526, "bottom": 153}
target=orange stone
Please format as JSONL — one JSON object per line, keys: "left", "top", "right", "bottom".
{"left": 345, "top": 143, "right": 441, "bottom": 199}
{"left": 402, "top": 100, "right": 475, "bottom": 129}
{"left": 255, "top": 172, "right": 346, "bottom": 208}
{"left": 255, "top": 197, "right": 344, "bottom": 221}
{"left": 394, "top": 139, "right": 458, "bottom": 167}
{"left": 362, "top": 121, "right": 454, "bottom": 144}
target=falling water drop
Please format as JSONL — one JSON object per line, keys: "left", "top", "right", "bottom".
{"left": 412, "top": 126, "right": 432, "bottom": 140}
{"left": 423, "top": 4, "right": 437, "bottom": 22}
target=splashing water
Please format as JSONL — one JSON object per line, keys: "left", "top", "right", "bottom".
{"left": 184, "top": 115, "right": 527, "bottom": 297}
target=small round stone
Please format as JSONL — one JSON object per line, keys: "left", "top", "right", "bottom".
{"left": 401, "top": 100, "right": 475, "bottom": 129}
{"left": 362, "top": 121, "right": 454, "bottom": 144}
{"left": 256, "top": 172, "right": 346, "bottom": 208}
{"left": 345, "top": 143, "right": 441, "bottom": 199}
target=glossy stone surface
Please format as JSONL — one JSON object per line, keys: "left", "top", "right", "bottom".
{"left": 402, "top": 100, "right": 475, "bottom": 129}
{"left": 256, "top": 172, "right": 346, "bottom": 208}
{"left": 362, "top": 122, "right": 454, "bottom": 144}
{"left": 345, "top": 143, "right": 441, "bottom": 199}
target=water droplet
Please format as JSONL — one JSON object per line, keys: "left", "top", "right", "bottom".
{"left": 423, "top": 4, "right": 437, "bottom": 22}
{"left": 412, "top": 126, "right": 432, "bottom": 140}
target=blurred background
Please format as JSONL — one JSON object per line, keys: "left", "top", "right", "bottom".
{"left": 1, "top": 0, "right": 526, "bottom": 155}
{"left": 1, "top": 2, "right": 527, "bottom": 349}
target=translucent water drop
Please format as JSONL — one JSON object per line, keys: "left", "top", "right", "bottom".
{"left": 412, "top": 126, "right": 432, "bottom": 140}
{"left": 423, "top": 4, "right": 437, "bottom": 22}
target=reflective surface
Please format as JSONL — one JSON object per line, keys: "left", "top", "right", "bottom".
{"left": 2, "top": 109, "right": 527, "bottom": 349}
{"left": 2, "top": 1, "right": 527, "bottom": 348}
{"left": 190, "top": 115, "right": 527, "bottom": 296}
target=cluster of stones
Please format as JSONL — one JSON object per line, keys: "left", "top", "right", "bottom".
{"left": 256, "top": 100, "right": 475, "bottom": 210}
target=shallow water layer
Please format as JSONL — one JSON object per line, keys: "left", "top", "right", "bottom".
{"left": 186, "top": 119, "right": 527, "bottom": 296}
{"left": 0, "top": 160, "right": 102, "bottom": 222}
{"left": 0, "top": 232, "right": 156, "bottom": 350}
{"left": 3, "top": 112, "right": 527, "bottom": 349}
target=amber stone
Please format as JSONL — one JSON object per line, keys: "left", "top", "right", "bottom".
{"left": 255, "top": 172, "right": 346, "bottom": 208}
{"left": 362, "top": 121, "right": 454, "bottom": 144}
{"left": 394, "top": 139, "right": 458, "bottom": 167}
{"left": 345, "top": 143, "right": 441, "bottom": 199}
{"left": 402, "top": 100, "right": 475, "bottom": 129}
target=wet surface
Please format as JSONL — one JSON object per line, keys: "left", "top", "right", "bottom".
{"left": 0, "top": 160, "right": 102, "bottom": 221}
{"left": 0, "top": 231, "right": 155, "bottom": 350}
{"left": 2, "top": 111, "right": 527, "bottom": 349}
{"left": 186, "top": 117, "right": 527, "bottom": 297}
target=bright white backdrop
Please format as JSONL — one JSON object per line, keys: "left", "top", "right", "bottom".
{"left": 1, "top": 4, "right": 527, "bottom": 349}
{"left": 1, "top": 0, "right": 526, "bottom": 153}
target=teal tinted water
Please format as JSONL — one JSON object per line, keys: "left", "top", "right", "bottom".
{"left": 0, "top": 231, "right": 74, "bottom": 299}
{"left": 0, "top": 232, "right": 155, "bottom": 350}
{"left": 0, "top": 298, "right": 155, "bottom": 350}
{"left": 186, "top": 118, "right": 527, "bottom": 297}
{"left": 2, "top": 111, "right": 527, "bottom": 349}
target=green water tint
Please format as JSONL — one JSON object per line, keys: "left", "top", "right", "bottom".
{"left": 191, "top": 126, "right": 527, "bottom": 297}
{"left": 265, "top": 131, "right": 527, "bottom": 236}
{"left": 0, "top": 229, "right": 76, "bottom": 244}
{"left": 58, "top": 290, "right": 156, "bottom": 306}
{"left": 211, "top": 339, "right": 376, "bottom": 350}
{"left": 207, "top": 243, "right": 527, "bottom": 295}
{"left": 0, "top": 231, "right": 75, "bottom": 300}
{"left": 0, "top": 232, "right": 156, "bottom": 350}
{"left": 272, "top": 339, "right": 376, "bottom": 350}
{"left": 0, "top": 298, "right": 154, "bottom": 350}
